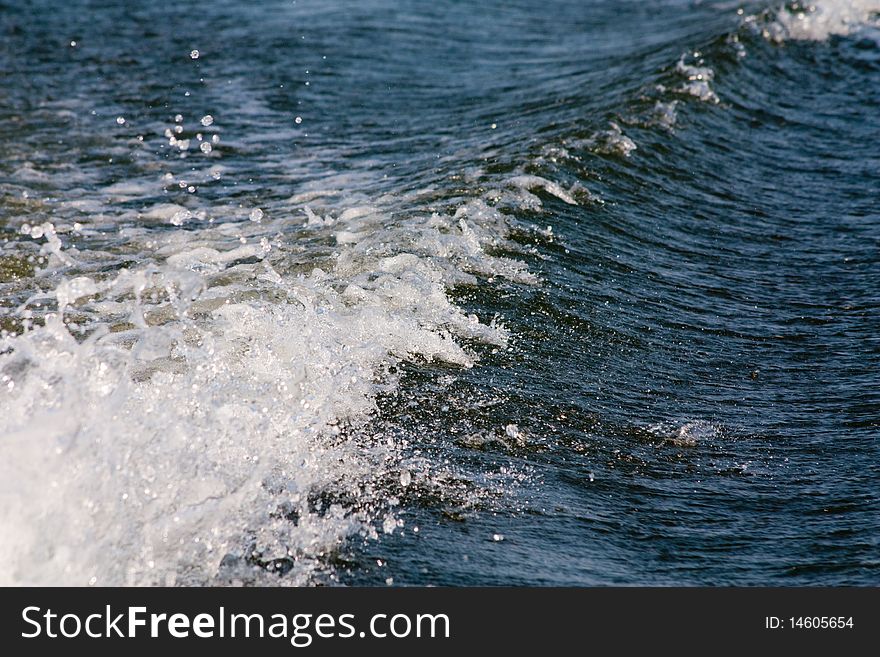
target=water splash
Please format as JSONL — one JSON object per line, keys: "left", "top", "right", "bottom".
{"left": 763, "top": 1, "right": 880, "bottom": 42}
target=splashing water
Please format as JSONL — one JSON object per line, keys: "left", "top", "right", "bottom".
{"left": 764, "top": 1, "right": 880, "bottom": 42}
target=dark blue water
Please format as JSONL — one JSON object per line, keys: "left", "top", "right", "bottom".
{"left": 0, "top": 1, "right": 877, "bottom": 585}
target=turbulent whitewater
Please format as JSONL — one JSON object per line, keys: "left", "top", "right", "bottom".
{"left": 1, "top": 0, "right": 878, "bottom": 586}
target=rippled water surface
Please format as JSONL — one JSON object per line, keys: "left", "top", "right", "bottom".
{"left": 1, "top": 0, "right": 878, "bottom": 585}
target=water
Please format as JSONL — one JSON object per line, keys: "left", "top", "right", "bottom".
{"left": 1, "top": 0, "right": 878, "bottom": 586}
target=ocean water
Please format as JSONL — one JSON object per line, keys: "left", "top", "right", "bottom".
{"left": 0, "top": 0, "right": 878, "bottom": 586}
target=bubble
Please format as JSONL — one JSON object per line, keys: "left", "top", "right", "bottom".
{"left": 492, "top": 533, "right": 504, "bottom": 542}
{"left": 174, "top": 114, "right": 183, "bottom": 123}
{"left": 70, "top": 40, "right": 77, "bottom": 47}
{"left": 20, "top": 223, "right": 31, "bottom": 235}
{"left": 187, "top": 186, "right": 196, "bottom": 193}
{"left": 190, "top": 49, "right": 200, "bottom": 59}
{"left": 174, "top": 125, "right": 183, "bottom": 134}
{"left": 200, "top": 142, "right": 212, "bottom": 154}
{"left": 211, "top": 134, "right": 220, "bottom": 144}
{"left": 200, "top": 115, "right": 214, "bottom": 127}
{"left": 399, "top": 469, "right": 412, "bottom": 487}
{"left": 116, "top": 116, "right": 125, "bottom": 125}
{"left": 295, "top": 116, "right": 303, "bottom": 124}
{"left": 249, "top": 208, "right": 264, "bottom": 223}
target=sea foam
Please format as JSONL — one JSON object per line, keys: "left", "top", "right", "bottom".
{"left": 0, "top": 174, "right": 556, "bottom": 585}
{"left": 766, "top": 1, "right": 880, "bottom": 42}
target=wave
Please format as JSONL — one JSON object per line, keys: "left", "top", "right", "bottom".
{"left": 1, "top": 0, "right": 876, "bottom": 586}
{"left": 0, "top": 165, "right": 569, "bottom": 584}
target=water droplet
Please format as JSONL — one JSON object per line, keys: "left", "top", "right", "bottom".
{"left": 200, "top": 114, "right": 214, "bottom": 127}
{"left": 249, "top": 208, "right": 264, "bottom": 223}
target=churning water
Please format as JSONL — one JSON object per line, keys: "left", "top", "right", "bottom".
{"left": 1, "top": 0, "right": 878, "bottom": 586}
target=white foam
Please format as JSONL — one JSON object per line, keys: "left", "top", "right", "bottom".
{"left": 647, "top": 420, "right": 722, "bottom": 447}
{"left": 506, "top": 175, "right": 579, "bottom": 206}
{"left": 676, "top": 56, "right": 720, "bottom": 104}
{"left": 583, "top": 122, "right": 638, "bottom": 157}
{"left": 651, "top": 100, "right": 679, "bottom": 129}
{"left": 0, "top": 169, "right": 562, "bottom": 585}
{"left": 765, "top": 1, "right": 880, "bottom": 42}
